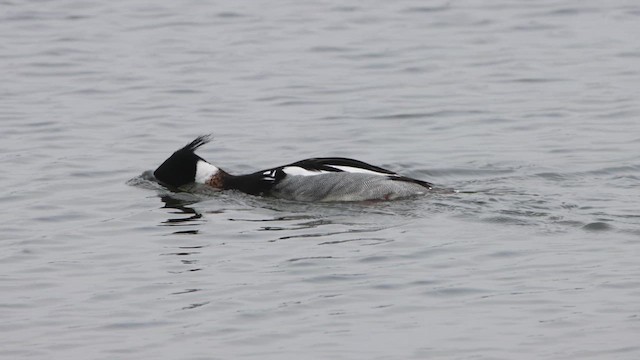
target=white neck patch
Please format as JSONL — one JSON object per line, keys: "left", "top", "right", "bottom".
{"left": 195, "top": 160, "right": 219, "bottom": 184}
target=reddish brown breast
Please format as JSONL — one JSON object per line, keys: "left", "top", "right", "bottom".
{"left": 206, "top": 169, "right": 228, "bottom": 189}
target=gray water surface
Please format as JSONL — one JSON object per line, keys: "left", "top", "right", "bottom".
{"left": 2, "top": 1, "right": 640, "bottom": 359}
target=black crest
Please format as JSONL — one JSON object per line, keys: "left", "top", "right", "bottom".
{"left": 153, "top": 135, "right": 212, "bottom": 188}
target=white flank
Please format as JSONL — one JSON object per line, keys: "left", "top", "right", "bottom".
{"left": 282, "top": 166, "right": 328, "bottom": 176}
{"left": 195, "top": 160, "right": 219, "bottom": 183}
{"left": 330, "top": 165, "right": 392, "bottom": 176}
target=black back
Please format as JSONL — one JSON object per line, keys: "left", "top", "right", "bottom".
{"left": 154, "top": 135, "right": 211, "bottom": 188}
{"left": 285, "top": 157, "right": 397, "bottom": 174}
{"left": 224, "top": 170, "right": 285, "bottom": 196}
{"left": 284, "top": 157, "right": 433, "bottom": 189}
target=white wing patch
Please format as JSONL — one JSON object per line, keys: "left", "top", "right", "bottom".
{"left": 262, "top": 169, "right": 277, "bottom": 181}
{"left": 329, "top": 165, "right": 395, "bottom": 176}
{"left": 195, "top": 160, "right": 220, "bottom": 184}
{"left": 282, "top": 166, "right": 329, "bottom": 176}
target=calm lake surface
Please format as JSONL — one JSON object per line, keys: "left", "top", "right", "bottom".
{"left": 2, "top": 0, "right": 640, "bottom": 359}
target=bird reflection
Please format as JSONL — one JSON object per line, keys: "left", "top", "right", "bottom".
{"left": 158, "top": 195, "right": 206, "bottom": 275}
{"left": 159, "top": 195, "right": 204, "bottom": 233}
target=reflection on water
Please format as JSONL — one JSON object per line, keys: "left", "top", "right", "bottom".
{"left": 150, "top": 180, "right": 414, "bottom": 252}
{"left": 159, "top": 195, "right": 204, "bottom": 234}
{"left": 228, "top": 207, "right": 397, "bottom": 245}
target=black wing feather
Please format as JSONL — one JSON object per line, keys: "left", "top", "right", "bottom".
{"left": 184, "top": 135, "right": 212, "bottom": 152}
{"left": 389, "top": 175, "right": 433, "bottom": 189}
{"left": 284, "top": 157, "right": 433, "bottom": 189}
{"left": 286, "top": 157, "right": 398, "bottom": 174}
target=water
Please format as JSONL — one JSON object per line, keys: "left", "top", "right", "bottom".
{"left": 2, "top": 0, "right": 640, "bottom": 359}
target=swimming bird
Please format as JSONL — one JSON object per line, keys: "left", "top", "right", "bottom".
{"left": 153, "top": 135, "right": 434, "bottom": 202}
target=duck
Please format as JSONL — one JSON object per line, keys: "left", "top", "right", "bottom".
{"left": 153, "top": 135, "right": 434, "bottom": 202}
